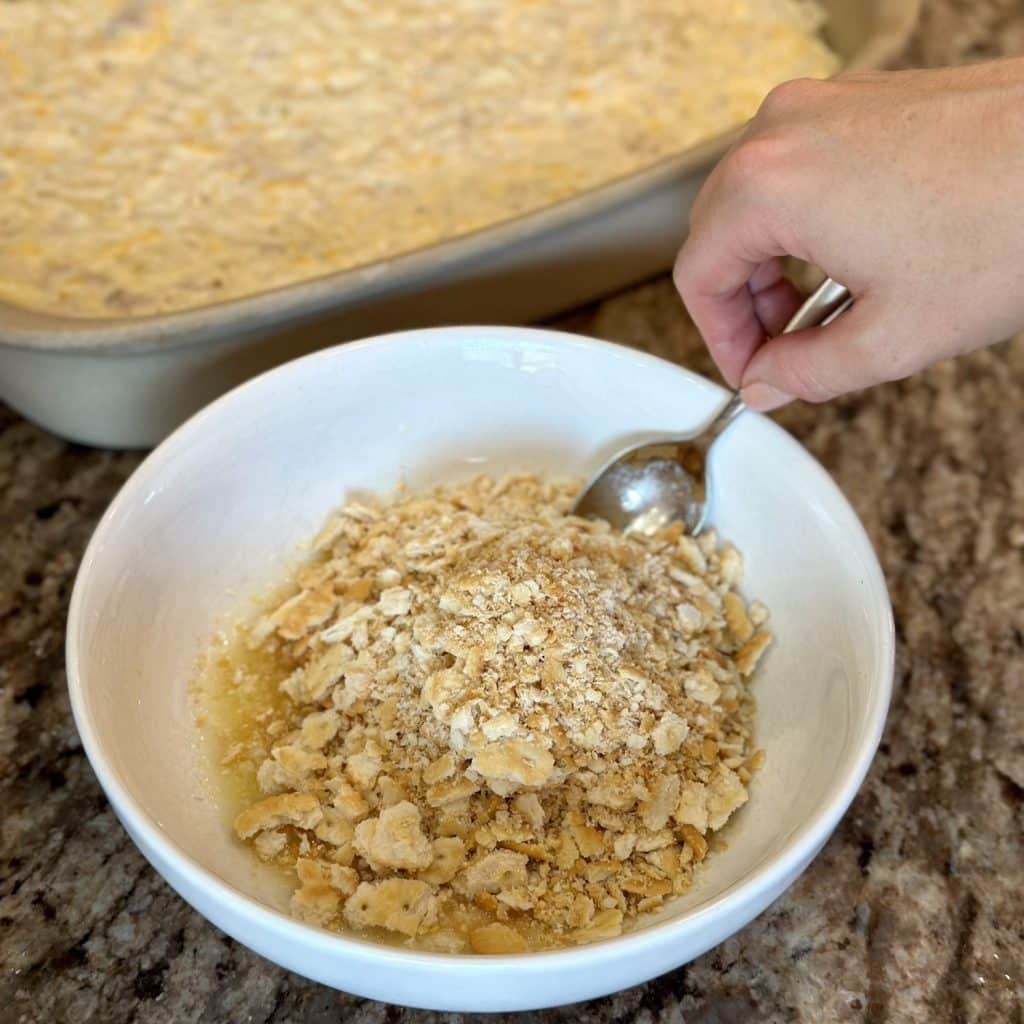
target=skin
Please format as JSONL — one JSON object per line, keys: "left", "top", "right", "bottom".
{"left": 673, "top": 58, "right": 1024, "bottom": 410}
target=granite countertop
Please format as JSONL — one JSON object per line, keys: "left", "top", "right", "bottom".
{"left": 2, "top": 3, "right": 1023, "bottom": 1021}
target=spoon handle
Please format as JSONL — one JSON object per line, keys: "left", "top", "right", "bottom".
{"left": 707, "top": 276, "right": 853, "bottom": 430}
{"left": 702, "top": 390, "right": 746, "bottom": 443}
{"left": 784, "top": 276, "right": 852, "bottom": 333}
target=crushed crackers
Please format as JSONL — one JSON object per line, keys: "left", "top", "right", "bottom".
{"left": 203, "top": 474, "right": 771, "bottom": 952}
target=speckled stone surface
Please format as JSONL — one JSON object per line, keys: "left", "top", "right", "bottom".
{"left": 2, "top": 4, "right": 1023, "bottom": 1021}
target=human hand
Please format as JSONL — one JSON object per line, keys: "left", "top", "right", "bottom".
{"left": 673, "top": 59, "right": 1024, "bottom": 410}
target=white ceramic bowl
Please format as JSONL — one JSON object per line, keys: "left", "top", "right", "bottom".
{"left": 67, "top": 326, "right": 893, "bottom": 1012}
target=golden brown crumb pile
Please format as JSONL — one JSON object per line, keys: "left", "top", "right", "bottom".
{"left": 223, "top": 475, "right": 770, "bottom": 952}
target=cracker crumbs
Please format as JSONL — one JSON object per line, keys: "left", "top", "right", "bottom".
{"left": 200, "top": 474, "right": 771, "bottom": 952}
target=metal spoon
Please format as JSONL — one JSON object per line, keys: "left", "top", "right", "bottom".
{"left": 573, "top": 276, "right": 852, "bottom": 536}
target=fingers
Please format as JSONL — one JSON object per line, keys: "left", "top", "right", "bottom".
{"left": 752, "top": 273, "right": 803, "bottom": 337}
{"left": 675, "top": 240, "right": 801, "bottom": 385}
{"left": 673, "top": 203, "right": 790, "bottom": 387}
{"left": 740, "top": 295, "right": 916, "bottom": 410}
{"left": 674, "top": 127, "right": 810, "bottom": 386}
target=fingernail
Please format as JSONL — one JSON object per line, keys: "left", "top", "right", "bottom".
{"left": 741, "top": 381, "right": 793, "bottom": 412}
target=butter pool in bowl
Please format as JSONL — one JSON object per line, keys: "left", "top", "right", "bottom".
{"left": 66, "top": 326, "right": 893, "bottom": 1011}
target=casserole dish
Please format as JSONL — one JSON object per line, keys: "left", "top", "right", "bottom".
{"left": 0, "top": 0, "right": 919, "bottom": 447}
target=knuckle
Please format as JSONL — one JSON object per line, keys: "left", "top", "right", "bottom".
{"left": 672, "top": 247, "right": 694, "bottom": 298}
{"left": 686, "top": 188, "right": 707, "bottom": 231}
{"left": 757, "top": 76, "right": 822, "bottom": 118}
{"left": 672, "top": 249, "right": 710, "bottom": 308}
{"left": 784, "top": 358, "right": 841, "bottom": 404}
{"left": 719, "top": 133, "right": 795, "bottom": 195}
{"left": 833, "top": 69, "right": 883, "bottom": 87}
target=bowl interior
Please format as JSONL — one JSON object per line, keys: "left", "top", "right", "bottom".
{"left": 70, "top": 327, "right": 890, "bottom": 940}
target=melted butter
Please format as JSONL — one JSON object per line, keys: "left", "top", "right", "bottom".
{"left": 191, "top": 626, "right": 299, "bottom": 821}
{"left": 192, "top": 626, "right": 569, "bottom": 952}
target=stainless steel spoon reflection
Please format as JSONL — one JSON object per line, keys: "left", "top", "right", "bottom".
{"left": 573, "top": 277, "right": 852, "bottom": 536}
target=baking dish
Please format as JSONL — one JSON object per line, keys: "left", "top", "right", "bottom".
{"left": 0, "top": 0, "right": 920, "bottom": 447}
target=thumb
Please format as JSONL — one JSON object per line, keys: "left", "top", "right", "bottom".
{"left": 739, "top": 297, "right": 911, "bottom": 409}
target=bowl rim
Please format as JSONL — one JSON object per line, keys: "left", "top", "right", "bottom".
{"left": 66, "top": 324, "right": 895, "bottom": 971}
